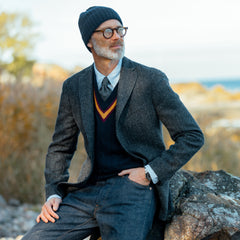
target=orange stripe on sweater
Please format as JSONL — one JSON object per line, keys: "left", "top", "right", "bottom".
{"left": 94, "top": 92, "right": 117, "bottom": 121}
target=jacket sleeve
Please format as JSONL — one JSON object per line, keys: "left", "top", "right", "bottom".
{"left": 149, "top": 71, "right": 204, "bottom": 184}
{"left": 45, "top": 80, "right": 80, "bottom": 199}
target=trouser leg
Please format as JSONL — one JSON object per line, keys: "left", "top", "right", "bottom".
{"left": 95, "top": 176, "right": 156, "bottom": 240}
{"left": 23, "top": 175, "right": 157, "bottom": 240}
{"left": 22, "top": 184, "right": 100, "bottom": 240}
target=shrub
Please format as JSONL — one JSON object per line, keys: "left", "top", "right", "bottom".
{"left": 0, "top": 81, "right": 59, "bottom": 203}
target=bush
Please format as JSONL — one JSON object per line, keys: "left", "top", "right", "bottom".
{"left": 163, "top": 112, "right": 240, "bottom": 177}
{"left": 0, "top": 81, "right": 59, "bottom": 203}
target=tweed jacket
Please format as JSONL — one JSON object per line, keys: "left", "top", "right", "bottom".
{"left": 45, "top": 57, "right": 204, "bottom": 221}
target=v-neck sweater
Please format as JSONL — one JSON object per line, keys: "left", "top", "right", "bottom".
{"left": 90, "top": 76, "right": 142, "bottom": 182}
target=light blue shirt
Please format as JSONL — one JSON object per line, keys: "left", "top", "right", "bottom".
{"left": 94, "top": 58, "right": 122, "bottom": 91}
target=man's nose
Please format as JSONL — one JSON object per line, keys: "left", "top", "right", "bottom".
{"left": 111, "top": 29, "right": 121, "bottom": 40}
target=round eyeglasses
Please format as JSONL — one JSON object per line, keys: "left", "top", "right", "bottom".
{"left": 94, "top": 27, "right": 128, "bottom": 39}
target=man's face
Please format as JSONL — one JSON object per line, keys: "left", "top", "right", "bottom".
{"left": 87, "top": 19, "right": 125, "bottom": 60}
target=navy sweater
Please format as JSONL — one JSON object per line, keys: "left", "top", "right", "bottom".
{"left": 90, "top": 77, "right": 142, "bottom": 182}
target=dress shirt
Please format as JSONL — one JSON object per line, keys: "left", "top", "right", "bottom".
{"left": 94, "top": 58, "right": 122, "bottom": 91}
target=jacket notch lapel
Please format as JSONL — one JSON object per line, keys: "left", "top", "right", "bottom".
{"left": 78, "top": 66, "right": 95, "bottom": 159}
{"left": 116, "top": 58, "right": 137, "bottom": 123}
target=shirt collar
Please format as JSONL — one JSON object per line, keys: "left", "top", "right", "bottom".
{"left": 94, "top": 58, "right": 122, "bottom": 90}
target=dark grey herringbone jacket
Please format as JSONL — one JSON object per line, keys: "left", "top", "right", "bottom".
{"left": 45, "top": 57, "right": 204, "bottom": 222}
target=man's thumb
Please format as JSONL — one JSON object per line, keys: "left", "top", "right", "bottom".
{"left": 53, "top": 199, "right": 60, "bottom": 211}
{"left": 118, "top": 169, "right": 130, "bottom": 176}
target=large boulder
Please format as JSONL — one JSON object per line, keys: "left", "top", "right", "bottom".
{"left": 165, "top": 170, "right": 240, "bottom": 240}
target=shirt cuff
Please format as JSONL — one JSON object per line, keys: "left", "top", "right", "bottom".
{"left": 47, "top": 194, "right": 62, "bottom": 202}
{"left": 145, "top": 165, "right": 159, "bottom": 184}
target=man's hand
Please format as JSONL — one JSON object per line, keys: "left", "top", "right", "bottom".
{"left": 118, "top": 167, "right": 150, "bottom": 186}
{"left": 36, "top": 197, "right": 62, "bottom": 223}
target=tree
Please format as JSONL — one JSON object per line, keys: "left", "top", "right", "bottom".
{"left": 0, "top": 12, "right": 37, "bottom": 80}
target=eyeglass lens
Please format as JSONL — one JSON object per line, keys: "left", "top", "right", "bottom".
{"left": 104, "top": 27, "right": 126, "bottom": 39}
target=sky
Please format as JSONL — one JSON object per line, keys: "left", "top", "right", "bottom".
{"left": 1, "top": 0, "right": 240, "bottom": 82}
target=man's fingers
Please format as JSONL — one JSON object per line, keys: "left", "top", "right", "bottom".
{"left": 36, "top": 199, "right": 61, "bottom": 223}
{"left": 40, "top": 206, "right": 56, "bottom": 223}
{"left": 118, "top": 169, "right": 132, "bottom": 176}
{"left": 44, "top": 202, "right": 59, "bottom": 220}
{"left": 36, "top": 214, "right": 41, "bottom": 223}
{"left": 40, "top": 210, "right": 51, "bottom": 223}
{"left": 119, "top": 167, "right": 150, "bottom": 186}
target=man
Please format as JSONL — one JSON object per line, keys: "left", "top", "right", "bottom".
{"left": 23, "top": 6, "right": 204, "bottom": 240}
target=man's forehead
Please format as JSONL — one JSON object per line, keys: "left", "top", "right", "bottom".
{"left": 97, "top": 19, "right": 122, "bottom": 29}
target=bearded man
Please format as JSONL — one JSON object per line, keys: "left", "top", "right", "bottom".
{"left": 22, "top": 6, "right": 204, "bottom": 240}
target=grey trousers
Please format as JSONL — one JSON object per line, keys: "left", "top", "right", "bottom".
{"left": 22, "top": 176, "right": 156, "bottom": 240}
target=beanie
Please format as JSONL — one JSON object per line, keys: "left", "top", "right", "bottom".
{"left": 78, "top": 6, "right": 123, "bottom": 51}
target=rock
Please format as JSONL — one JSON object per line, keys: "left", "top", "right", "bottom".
{"left": 16, "top": 236, "right": 23, "bottom": 240}
{"left": 201, "top": 229, "right": 231, "bottom": 239}
{"left": 0, "top": 226, "right": 10, "bottom": 238}
{"left": 8, "top": 199, "right": 20, "bottom": 207}
{"left": 231, "top": 231, "right": 240, "bottom": 240}
{"left": 0, "top": 204, "right": 39, "bottom": 239}
{"left": 165, "top": 170, "right": 240, "bottom": 240}
{"left": 0, "top": 195, "right": 7, "bottom": 206}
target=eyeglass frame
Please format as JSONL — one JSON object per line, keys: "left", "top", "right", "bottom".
{"left": 93, "top": 27, "right": 128, "bottom": 39}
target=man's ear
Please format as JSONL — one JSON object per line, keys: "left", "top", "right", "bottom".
{"left": 87, "top": 39, "right": 93, "bottom": 49}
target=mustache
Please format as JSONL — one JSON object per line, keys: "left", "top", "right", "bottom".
{"left": 110, "top": 41, "right": 124, "bottom": 47}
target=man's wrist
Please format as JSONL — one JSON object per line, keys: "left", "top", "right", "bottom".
{"left": 47, "top": 194, "right": 62, "bottom": 202}
{"left": 144, "top": 165, "right": 159, "bottom": 184}
{"left": 145, "top": 168, "right": 152, "bottom": 182}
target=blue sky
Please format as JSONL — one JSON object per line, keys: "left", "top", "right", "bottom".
{"left": 1, "top": 0, "right": 240, "bottom": 82}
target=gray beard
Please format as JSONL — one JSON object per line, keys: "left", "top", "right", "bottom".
{"left": 92, "top": 38, "right": 125, "bottom": 60}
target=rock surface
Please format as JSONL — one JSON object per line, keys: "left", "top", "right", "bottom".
{"left": 0, "top": 169, "right": 240, "bottom": 240}
{"left": 166, "top": 169, "right": 240, "bottom": 240}
{"left": 0, "top": 199, "right": 39, "bottom": 240}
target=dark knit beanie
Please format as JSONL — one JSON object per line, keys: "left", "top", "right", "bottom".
{"left": 78, "top": 6, "right": 123, "bottom": 51}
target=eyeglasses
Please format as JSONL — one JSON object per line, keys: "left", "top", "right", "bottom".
{"left": 94, "top": 27, "right": 128, "bottom": 39}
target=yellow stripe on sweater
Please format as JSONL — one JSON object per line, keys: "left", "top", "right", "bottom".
{"left": 94, "top": 92, "right": 117, "bottom": 121}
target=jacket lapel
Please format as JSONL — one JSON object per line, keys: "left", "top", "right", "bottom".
{"left": 116, "top": 57, "right": 137, "bottom": 123}
{"left": 78, "top": 65, "right": 95, "bottom": 159}
{"left": 77, "top": 58, "right": 137, "bottom": 158}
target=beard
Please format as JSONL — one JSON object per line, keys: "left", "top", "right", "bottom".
{"left": 91, "top": 38, "right": 125, "bottom": 60}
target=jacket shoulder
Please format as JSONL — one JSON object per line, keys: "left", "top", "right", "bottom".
{"left": 124, "top": 57, "right": 169, "bottom": 85}
{"left": 124, "top": 57, "right": 166, "bottom": 78}
{"left": 63, "top": 64, "right": 93, "bottom": 86}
